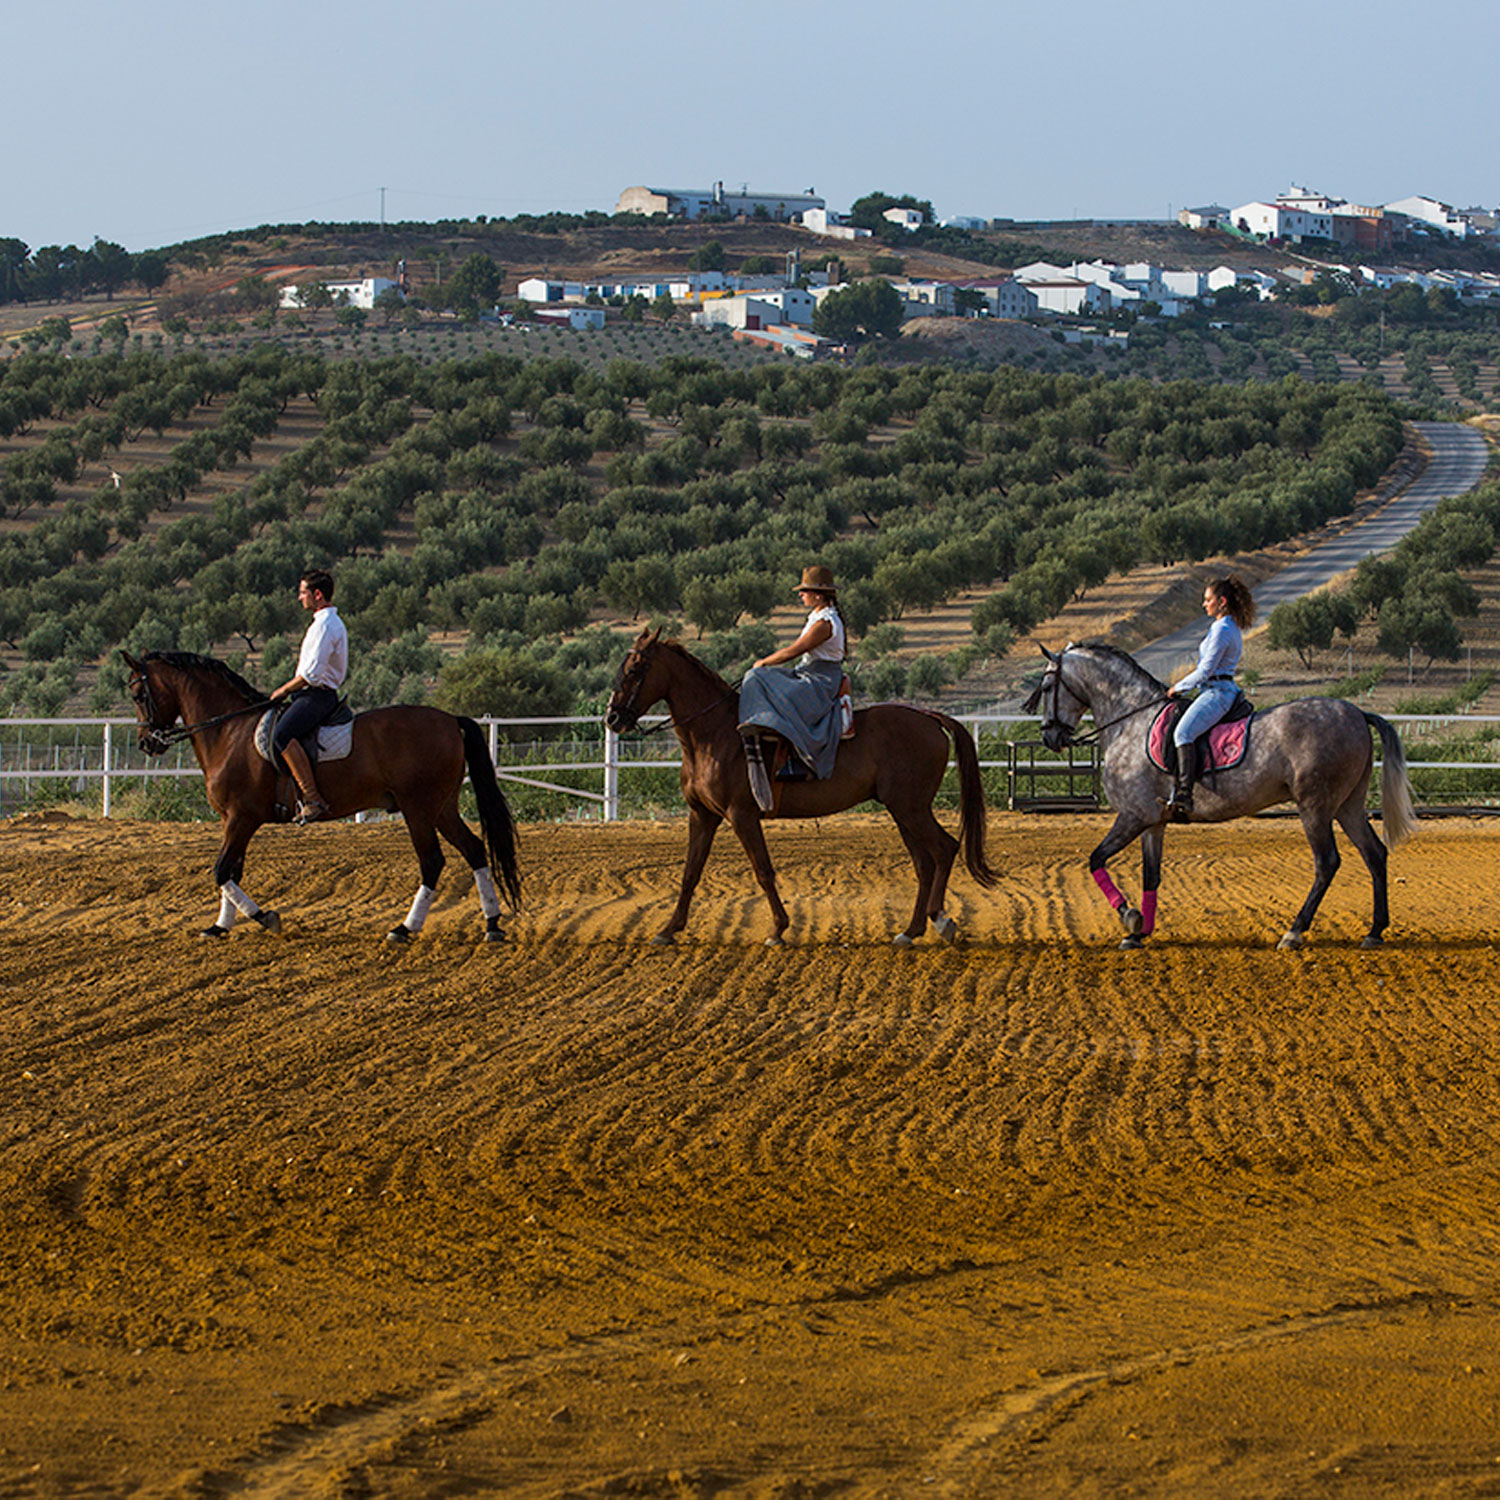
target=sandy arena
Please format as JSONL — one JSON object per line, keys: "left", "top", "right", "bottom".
{"left": 3, "top": 810, "right": 1500, "bottom": 1498}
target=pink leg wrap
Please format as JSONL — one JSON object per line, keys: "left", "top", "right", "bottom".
{"left": 1092, "top": 868, "right": 1126, "bottom": 910}
{"left": 1141, "top": 890, "right": 1157, "bottom": 935}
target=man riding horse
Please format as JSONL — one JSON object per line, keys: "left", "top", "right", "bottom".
{"left": 270, "top": 568, "right": 348, "bottom": 824}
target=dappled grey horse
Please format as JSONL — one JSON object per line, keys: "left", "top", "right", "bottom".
{"left": 1024, "top": 642, "right": 1418, "bottom": 950}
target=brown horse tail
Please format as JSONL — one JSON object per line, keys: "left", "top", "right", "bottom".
{"left": 1364, "top": 712, "right": 1419, "bottom": 849}
{"left": 926, "top": 711, "right": 999, "bottom": 889}
{"left": 458, "top": 717, "right": 522, "bottom": 908}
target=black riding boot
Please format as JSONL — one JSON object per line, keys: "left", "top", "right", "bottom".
{"left": 1168, "top": 741, "right": 1197, "bottom": 823}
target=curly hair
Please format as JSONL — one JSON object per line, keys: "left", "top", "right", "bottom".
{"left": 1209, "top": 574, "right": 1256, "bottom": 629}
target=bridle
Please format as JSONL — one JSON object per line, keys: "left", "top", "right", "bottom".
{"left": 606, "top": 644, "right": 736, "bottom": 738}
{"left": 1026, "top": 652, "right": 1169, "bottom": 749}
{"left": 127, "top": 666, "right": 272, "bottom": 755}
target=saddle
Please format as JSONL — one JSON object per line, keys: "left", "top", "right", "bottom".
{"left": 254, "top": 699, "right": 355, "bottom": 771}
{"left": 1147, "top": 695, "right": 1253, "bottom": 778}
{"left": 742, "top": 676, "right": 855, "bottom": 818}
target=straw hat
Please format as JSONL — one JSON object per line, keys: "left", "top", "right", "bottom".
{"left": 796, "top": 565, "right": 837, "bottom": 596}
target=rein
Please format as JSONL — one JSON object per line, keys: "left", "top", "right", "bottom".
{"left": 617, "top": 688, "right": 738, "bottom": 739}
{"left": 129, "top": 669, "right": 273, "bottom": 748}
{"left": 155, "top": 699, "right": 275, "bottom": 746}
{"left": 1035, "top": 659, "right": 1169, "bottom": 746}
{"left": 1066, "top": 692, "right": 1171, "bottom": 746}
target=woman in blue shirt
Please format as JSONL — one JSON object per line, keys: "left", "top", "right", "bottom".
{"left": 1166, "top": 573, "right": 1255, "bottom": 821}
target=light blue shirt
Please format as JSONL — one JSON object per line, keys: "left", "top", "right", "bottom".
{"left": 1176, "top": 615, "right": 1242, "bottom": 694}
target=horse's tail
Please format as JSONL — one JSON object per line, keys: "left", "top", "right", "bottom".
{"left": 928, "top": 712, "right": 999, "bottom": 889}
{"left": 1364, "top": 712, "right": 1419, "bottom": 849}
{"left": 458, "top": 716, "right": 522, "bottom": 908}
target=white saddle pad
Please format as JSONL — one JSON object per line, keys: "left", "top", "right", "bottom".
{"left": 255, "top": 709, "right": 354, "bottom": 766}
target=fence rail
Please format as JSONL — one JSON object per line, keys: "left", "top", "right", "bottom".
{"left": 2, "top": 714, "right": 1499, "bottom": 820}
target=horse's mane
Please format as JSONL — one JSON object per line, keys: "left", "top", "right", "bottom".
{"left": 1071, "top": 640, "right": 1166, "bottom": 693}
{"left": 144, "top": 650, "right": 265, "bottom": 705}
{"left": 656, "top": 638, "right": 735, "bottom": 696}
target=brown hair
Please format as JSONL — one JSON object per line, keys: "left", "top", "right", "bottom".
{"left": 1210, "top": 574, "right": 1255, "bottom": 629}
{"left": 301, "top": 568, "right": 335, "bottom": 602}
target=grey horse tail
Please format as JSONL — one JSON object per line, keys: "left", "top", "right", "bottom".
{"left": 1364, "top": 712, "right": 1419, "bottom": 848}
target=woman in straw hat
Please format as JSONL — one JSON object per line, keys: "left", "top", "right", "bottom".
{"left": 737, "top": 565, "right": 847, "bottom": 810}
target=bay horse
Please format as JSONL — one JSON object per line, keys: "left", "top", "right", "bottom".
{"left": 1024, "top": 641, "right": 1418, "bottom": 950}
{"left": 604, "top": 630, "right": 998, "bottom": 946}
{"left": 122, "top": 651, "right": 520, "bottom": 943}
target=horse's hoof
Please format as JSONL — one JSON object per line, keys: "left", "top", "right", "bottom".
{"left": 764, "top": 934, "right": 785, "bottom": 948}
{"left": 1277, "top": 931, "right": 1305, "bottom": 952}
{"left": 932, "top": 914, "right": 958, "bottom": 943}
{"left": 252, "top": 909, "right": 281, "bottom": 936}
{"left": 1120, "top": 935, "right": 1145, "bottom": 951}
{"left": 1120, "top": 906, "right": 1143, "bottom": 936}
{"left": 1360, "top": 935, "right": 1384, "bottom": 949}
{"left": 649, "top": 932, "right": 675, "bottom": 947}
{"left": 198, "top": 923, "right": 228, "bottom": 940}
{"left": 386, "top": 924, "right": 413, "bottom": 944}
{"left": 483, "top": 927, "right": 506, "bottom": 945}
{"left": 892, "top": 932, "right": 915, "bottom": 948}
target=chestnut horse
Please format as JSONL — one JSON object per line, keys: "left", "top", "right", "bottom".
{"left": 123, "top": 651, "right": 520, "bottom": 943}
{"left": 604, "top": 630, "right": 998, "bottom": 946}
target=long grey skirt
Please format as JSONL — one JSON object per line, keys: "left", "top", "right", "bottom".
{"left": 737, "top": 659, "right": 844, "bottom": 780}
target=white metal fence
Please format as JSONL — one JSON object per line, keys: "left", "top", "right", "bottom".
{"left": 2, "top": 714, "right": 1498, "bottom": 820}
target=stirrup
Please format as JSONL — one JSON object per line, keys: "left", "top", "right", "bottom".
{"left": 1167, "top": 791, "right": 1193, "bottom": 824}
{"left": 295, "top": 797, "right": 331, "bottom": 825}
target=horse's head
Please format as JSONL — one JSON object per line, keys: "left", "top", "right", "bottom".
{"left": 122, "top": 651, "right": 178, "bottom": 756}
{"left": 604, "top": 629, "right": 666, "bottom": 733}
{"left": 1024, "top": 644, "right": 1090, "bottom": 752}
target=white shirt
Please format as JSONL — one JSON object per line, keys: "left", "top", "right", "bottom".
{"left": 801, "top": 605, "right": 845, "bottom": 665}
{"left": 296, "top": 605, "right": 349, "bottom": 689}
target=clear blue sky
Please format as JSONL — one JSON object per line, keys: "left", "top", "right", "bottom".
{"left": 9, "top": 0, "right": 1497, "bottom": 252}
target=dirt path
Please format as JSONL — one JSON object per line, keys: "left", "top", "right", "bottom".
{"left": 3, "top": 813, "right": 1500, "bottom": 1497}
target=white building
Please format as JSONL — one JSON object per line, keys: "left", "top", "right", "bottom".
{"left": 532, "top": 306, "right": 606, "bottom": 330}
{"left": 694, "top": 289, "right": 815, "bottom": 331}
{"left": 1012, "top": 260, "right": 1072, "bottom": 283}
{"left": 1229, "top": 202, "right": 1335, "bottom": 242}
{"left": 519, "top": 272, "right": 729, "bottom": 305}
{"left": 1384, "top": 195, "right": 1473, "bottom": 238}
{"left": 1206, "top": 265, "right": 1279, "bottom": 301}
{"left": 940, "top": 215, "right": 989, "bottom": 230}
{"left": 1276, "top": 186, "right": 1342, "bottom": 213}
{"left": 882, "top": 207, "right": 925, "bottom": 232}
{"left": 1178, "top": 204, "right": 1230, "bottom": 230}
{"left": 279, "top": 276, "right": 399, "bottom": 310}
{"left": 798, "top": 208, "right": 872, "bottom": 240}
{"left": 1159, "top": 268, "right": 1206, "bottom": 299}
{"left": 1025, "top": 279, "right": 1109, "bottom": 316}
{"left": 957, "top": 279, "right": 1039, "bottom": 319}
{"left": 615, "top": 183, "right": 824, "bottom": 222}
{"left": 890, "top": 280, "right": 955, "bottom": 318}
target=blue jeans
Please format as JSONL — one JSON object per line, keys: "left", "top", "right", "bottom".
{"left": 1174, "top": 683, "right": 1239, "bottom": 746}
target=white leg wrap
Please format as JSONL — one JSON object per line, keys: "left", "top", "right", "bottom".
{"left": 404, "top": 885, "right": 437, "bottom": 933}
{"left": 216, "top": 893, "right": 238, "bottom": 930}
{"left": 473, "top": 867, "right": 502, "bottom": 920}
{"left": 222, "top": 881, "right": 259, "bottom": 918}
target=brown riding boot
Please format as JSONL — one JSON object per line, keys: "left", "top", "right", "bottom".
{"left": 1168, "top": 741, "right": 1196, "bottom": 823}
{"left": 281, "top": 739, "right": 330, "bottom": 824}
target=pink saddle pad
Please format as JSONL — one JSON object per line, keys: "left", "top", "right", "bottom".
{"left": 1148, "top": 703, "right": 1250, "bottom": 774}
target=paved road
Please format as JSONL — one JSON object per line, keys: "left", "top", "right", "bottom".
{"left": 1135, "top": 421, "right": 1491, "bottom": 680}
